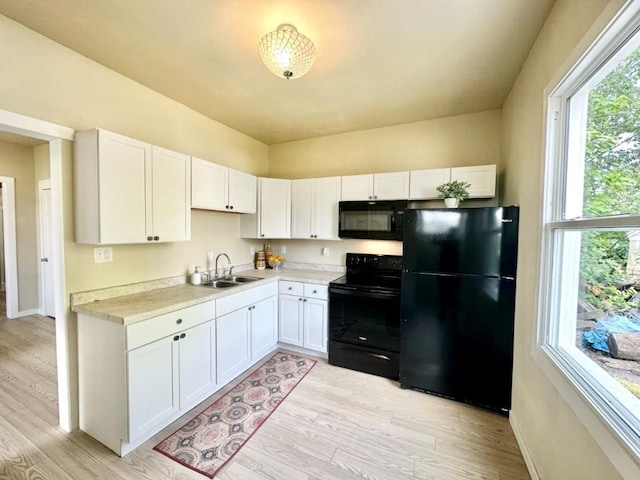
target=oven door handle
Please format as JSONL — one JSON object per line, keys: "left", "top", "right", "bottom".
{"left": 329, "top": 286, "right": 400, "bottom": 300}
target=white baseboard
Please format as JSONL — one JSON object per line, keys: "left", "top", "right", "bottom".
{"left": 510, "top": 410, "right": 540, "bottom": 480}
{"left": 16, "top": 308, "right": 41, "bottom": 317}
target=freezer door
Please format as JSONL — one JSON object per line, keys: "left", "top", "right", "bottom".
{"left": 400, "top": 272, "right": 516, "bottom": 411}
{"left": 403, "top": 207, "right": 519, "bottom": 278}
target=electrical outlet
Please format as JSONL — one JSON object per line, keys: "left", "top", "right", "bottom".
{"left": 94, "top": 247, "right": 113, "bottom": 263}
{"left": 280, "top": 245, "right": 287, "bottom": 254}
{"left": 322, "top": 247, "right": 330, "bottom": 256}
{"left": 250, "top": 247, "right": 255, "bottom": 256}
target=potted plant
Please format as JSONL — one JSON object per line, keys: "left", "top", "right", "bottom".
{"left": 436, "top": 180, "right": 471, "bottom": 208}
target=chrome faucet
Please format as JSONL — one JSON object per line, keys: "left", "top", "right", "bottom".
{"left": 215, "top": 253, "right": 232, "bottom": 279}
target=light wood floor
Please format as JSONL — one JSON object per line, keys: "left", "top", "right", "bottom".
{"left": 0, "top": 301, "right": 531, "bottom": 479}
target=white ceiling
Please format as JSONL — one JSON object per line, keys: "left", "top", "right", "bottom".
{"left": 0, "top": 0, "right": 555, "bottom": 145}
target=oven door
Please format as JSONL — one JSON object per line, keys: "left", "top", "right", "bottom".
{"left": 328, "top": 285, "right": 401, "bottom": 352}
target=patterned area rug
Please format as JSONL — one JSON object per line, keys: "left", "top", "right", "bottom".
{"left": 153, "top": 351, "right": 317, "bottom": 478}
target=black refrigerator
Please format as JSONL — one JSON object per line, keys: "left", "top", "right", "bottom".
{"left": 400, "top": 206, "right": 519, "bottom": 413}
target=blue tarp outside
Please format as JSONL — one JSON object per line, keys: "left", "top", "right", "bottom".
{"left": 582, "top": 312, "right": 640, "bottom": 354}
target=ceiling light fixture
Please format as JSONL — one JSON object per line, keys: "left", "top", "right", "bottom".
{"left": 258, "top": 24, "right": 317, "bottom": 80}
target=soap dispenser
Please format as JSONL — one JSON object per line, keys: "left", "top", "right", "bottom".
{"left": 191, "top": 266, "right": 202, "bottom": 285}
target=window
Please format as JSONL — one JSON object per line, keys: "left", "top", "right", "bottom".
{"left": 541, "top": 4, "right": 640, "bottom": 457}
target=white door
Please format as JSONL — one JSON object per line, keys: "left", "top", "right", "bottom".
{"left": 151, "top": 146, "right": 191, "bottom": 242}
{"left": 39, "top": 185, "right": 55, "bottom": 317}
{"left": 127, "top": 335, "right": 179, "bottom": 442}
{"left": 409, "top": 168, "right": 451, "bottom": 200}
{"left": 98, "top": 130, "right": 150, "bottom": 244}
{"left": 191, "top": 157, "right": 228, "bottom": 210}
{"left": 313, "top": 176, "right": 341, "bottom": 240}
{"left": 259, "top": 178, "right": 291, "bottom": 239}
{"left": 373, "top": 172, "right": 410, "bottom": 200}
{"left": 278, "top": 294, "right": 304, "bottom": 346}
{"left": 341, "top": 174, "right": 373, "bottom": 201}
{"left": 178, "top": 321, "right": 214, "bottom": 407}
{"left": 228, "top": 169, "right": 257, "bottom": 213}
{"left": 304, "top": 298, "right": 328, "bottom": 353}
{"left": 216, "top": 307, "right": 251, "bottom": 384}
{"left": 250, "top": 296, "right": 278, "bottom": 360}
{"left": 291, "top": 179, "right": 314, "bottom": 239}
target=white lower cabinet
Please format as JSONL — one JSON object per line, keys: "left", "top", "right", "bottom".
{"left": 78, "top": 300, "right": 216, "bottom": 456}
{"left": 216, "top": 307, "right": 251, "bottom": 384}
{"left": 127, "top": 320, "right": 214, "bottom": 442}
{"left": 278, "top": 281, "right": 328, "bottom": 353}
{"left": 216, "top": 282, "right": 278, "bottom": 385}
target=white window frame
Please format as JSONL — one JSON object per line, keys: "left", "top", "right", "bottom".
{"left": 538, "top": 1, "right": 640, "bottom": 472}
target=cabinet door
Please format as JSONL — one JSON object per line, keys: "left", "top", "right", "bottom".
{"left": 151, "top": 146, "right": 191, "bottom": 242}
{"left": 216, "top": 308, "right": 251, "bottom": 384}
{"left": 259, "top": 178, "right": 291, "bottom": 239}
{"left": 127, "top": 335, "right": 179, "bottom": 442}
{"left": 251, "top": 296, "right": 278, "bottom": 361}
{"left": 341, "top": 174, "right": 373, "bottom": 201}
{"left": 228, "top": 169, "right": 257, "bottom": 213}
{"left": 409, "top": 168, "right": 451, "bottom": 200}
{"left": 278, "top": 294, "right": 304, "bottom": 346}
{"left": 373, "top": 172, "right": 410, "bottom": 200}
{"left": 291, "top": 179, "right": 314, "bottom": 239}
{"left": 97, "top": 130, "right": 150, "bottom": 244}
{"left": 191, "top": 157, "right": 228, "bottom": 210}
{"left": 313, "top": 176, "right": 341, "bottom": 240}
{"left": 304, "top": 298, "right": 328, "bottom": 353}
{"left": 451, "top": 164, "right": 496, "bottom": 198}
{"left": 178, "top": 321, "right": 214, "bottom": 408}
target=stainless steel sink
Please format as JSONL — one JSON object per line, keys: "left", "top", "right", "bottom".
{"left": 229, "top": 275, "right": 262, "bottom": 283}
{"left": 199, "top": 276, "right": 262, "bottom": 289}
{"left": 201, "top": 280, "right": 238, "bottom": 289}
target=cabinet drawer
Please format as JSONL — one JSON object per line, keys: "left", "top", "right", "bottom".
{"left": 126, "top": 300, "right": 215, "bottom": 350}
{"left": 304, "top": 283, "right": 328, "bottom": 300}
{"left": 217, "top": 282, "right": 278, "bottom": 317}
{"left": 279, "top": 281, "right": 303, "bottom": 296}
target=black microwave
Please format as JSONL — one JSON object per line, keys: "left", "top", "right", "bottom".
{"left": 338, "top": 200, "right": 408, "bottom": 241}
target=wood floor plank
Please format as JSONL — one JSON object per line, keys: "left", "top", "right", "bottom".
{"left": 0, "top": 298, "right": 531, "bottom": 480}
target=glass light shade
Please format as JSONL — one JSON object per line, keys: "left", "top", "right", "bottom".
{"left": 258, "top": 24, "right": 317, "bottom": 79}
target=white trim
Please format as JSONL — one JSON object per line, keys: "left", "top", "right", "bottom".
{"left": 0, "top": 177, "right": 18, "bottom": 318}
{"left": 16, "top": 308, "right": 41, "bottom": 317}
{"left": 49, "top": 139, "right": 72, "bottom": 432}
{"left": 0, "top": 110, "right": 75, "bottom": 432}
{"left": 509, "top": 411, "right": 540, "bottom": 480}
{"left": 0, "top": 109, "right": 74, "bottom": 141}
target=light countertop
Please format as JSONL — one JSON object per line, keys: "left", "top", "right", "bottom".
{"left": 72, "top": 268, "right": 344, "bottom": 326}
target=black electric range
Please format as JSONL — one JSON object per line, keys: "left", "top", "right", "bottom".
{"left": 328, "top": 253, "right": 402, "bottom": 379}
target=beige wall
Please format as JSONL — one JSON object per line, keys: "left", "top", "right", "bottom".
{"left": 502, "top": 0, "right": 633, "bottom": 478}
{"left": 269, "top": 109, "right": 502, "bottom": 179}
{"left": 0, "top": 141, "right": 39, "bottom": 311}
{"left": 0, "top": 14, "right": 270, "bottom": 295}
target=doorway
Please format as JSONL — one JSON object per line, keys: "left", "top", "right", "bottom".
{"left": 0, "top": 108, "right": 75, "bottom": 432}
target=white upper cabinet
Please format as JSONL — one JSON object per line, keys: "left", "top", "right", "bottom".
{"left": 228, "top": 168, "right": 257, "bottom": 213}
{"left": 74, "top": 129, "right": 190, "bottom": 244}
{"left": 191, "top": 158, "right": 256, "bottom": 214}
{"left": 291, "top": 176, "right": 341, "bottom": 240}
{"left": 240, "top": 177, "right": 291, "bottom": 239}
{"left": 409, "top": 168, "right": 451, "bottom": 200}
{"left": 341, "top": 172, "right": 410, "bottom": 200}
{"left": 151, "top": 146, "right": 191, "bottom": 242}
{"left": 451, "top": 164, "right": 497, "bottom": 198}
{"left": 191, "top": 157, "right": 228, "bottom": 210}
{"left": 408, "top": 164, "right": 497, "bottom": 200}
